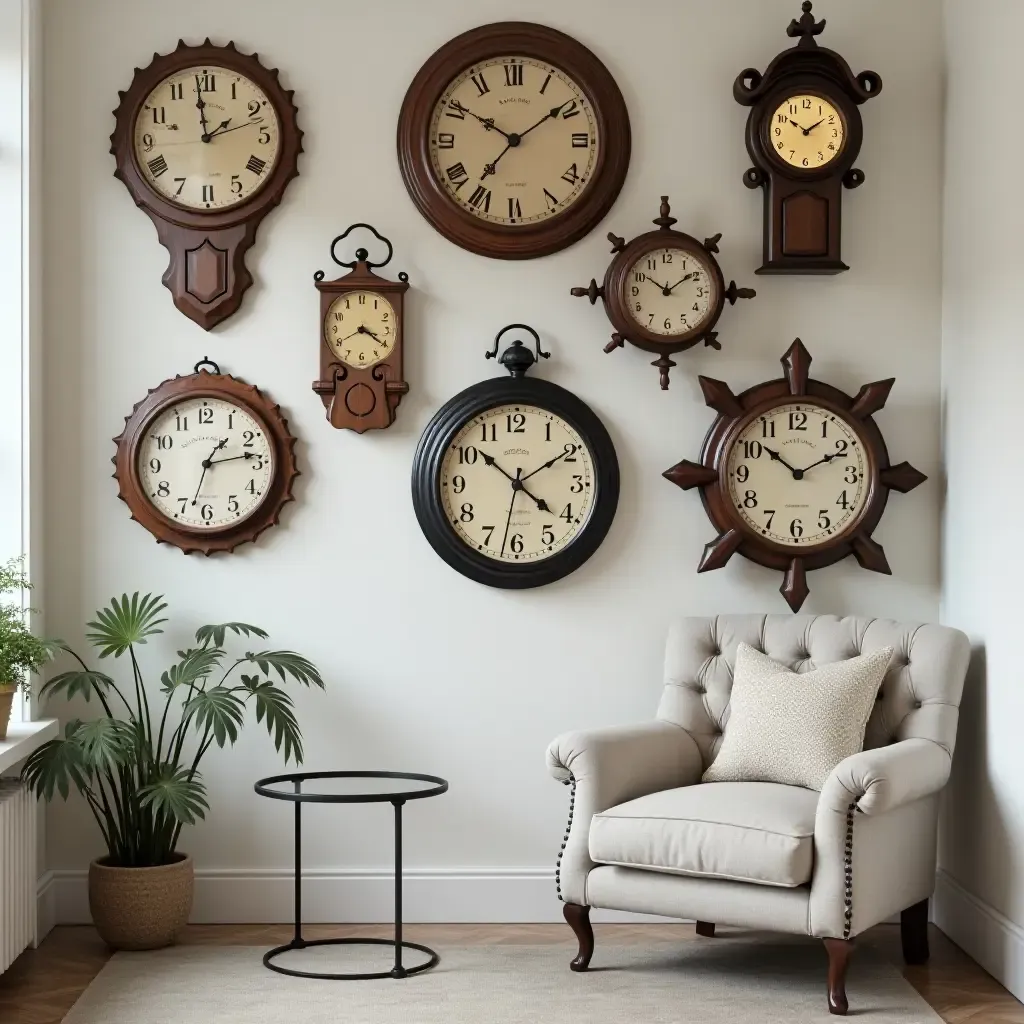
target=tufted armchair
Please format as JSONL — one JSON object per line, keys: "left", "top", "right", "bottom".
{"left": 546, "top": 615, "right": 970, "bottom": 1015}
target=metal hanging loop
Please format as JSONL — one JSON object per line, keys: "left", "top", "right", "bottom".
{"left": 485, "top": 324, "right": 551, "bottom": 378}
{"left": 328, "top": 223, "right": 395, "bottom": 271}
{"left": 193, "top": 357, "right": 222, "bottom": 375}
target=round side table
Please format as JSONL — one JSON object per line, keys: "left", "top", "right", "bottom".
{"left": 253, "top": 770, "right": 448, "bottom": 980}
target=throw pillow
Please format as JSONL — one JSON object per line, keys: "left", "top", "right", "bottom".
{"left": 702, "top": 642, "right": 893, "bottom": 791}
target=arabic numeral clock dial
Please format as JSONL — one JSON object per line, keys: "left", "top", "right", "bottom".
{"left": 627, "top": 247, "right": 715, "bottom": 338}
{"left": 113, "top": 360, "right": 298, "bottom": 555}
{"left": 769, "top": 94, "right": 845, "bottom": 169}
{"left": 398, "top": 22, "right": 630, "bottom": 259}
{"left": 663, "top": 339, "right": 926, "bottom": 611}
{"left": 413, "top": 326, "right": 619, "bottom": 588}
{"left": 326, "top": 292, "right": 396, "bottom": 368}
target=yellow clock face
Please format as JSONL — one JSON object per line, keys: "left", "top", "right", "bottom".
{"left": 625, "top": 247, "right": 715, "bottom": 338}
{"left": 439, "top": 404, "right": 596, "bottom": 562}
{"left": 429, "top": 57, "right": 600, "bottom": 226}
{"left": 133, "top": 65, "right": 282, "bottom": 211}
{"left": 769, "top": 94, "right": 845, "bottom": 169}
{"left": 324, "top": 291, "right": 396, "bottom": 369}
{"left": 725, "top": 403, "right": 871, "bottom": 547}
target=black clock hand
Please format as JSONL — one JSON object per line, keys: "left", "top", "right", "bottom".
{"left": 192, "top": 439, "right": 228, "bottom": 505}
{"left": 761, "top": 446, "right": 802, "bottom": 478}
{"left": 480, "top": 452, "right": 551, "bottom": 511}
{"left": 450, "top": 102, "right": 513, "bottom": 141}
{"left": 481, "top": 141, "right": 512, "bottom": 178}
{"left": 666, "top": 272, "right": 696, "bottom": 293}
{"left": 798, "top": 452, "right": 839, "bottom": 474}
{"left": 208, "top": 452, "right": 257, "bottom": 467}
{"left": 206, "top": 118, "right": 262, "bottom": 140}
{"left": 522, "top": 449, "right": 570, "bottom": 482}
{"left": 499, "top": 469, "right": 522, "bottom": 557}
{"left": 195, "top": 77, "right": 212, "bottom": 142}
{"left": 787, "top": 117, "right": 809, "bottom": 132}
{"left": 357, "top": 325, "right": 382, "bottom": 342}
{"left": 803, "top": 118, "right": 825, "bottom": 134}
{"left": 643, "top": 273, "right": 671, "bottom": 293}
{"left": 517, "top": 101, "right": 571, "bottom": 141}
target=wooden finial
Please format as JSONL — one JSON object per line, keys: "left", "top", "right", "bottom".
{"left": 787, "top": 1, "right": 825, "bottom": 46}
{"left": 653, "top": 196, "right": 677, "bottom": 231}
{"left": 651, "top": 353, "right": 676, "bottom": 390}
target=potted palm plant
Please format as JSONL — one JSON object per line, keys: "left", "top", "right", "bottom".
{"left": 0, "top": 557, "right": 57, "bottom": 740}
{"left": 22, "top": 592, "right": 325, "bottom": 950}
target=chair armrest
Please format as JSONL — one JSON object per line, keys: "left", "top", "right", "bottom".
{"left": 546, "top": 721, "right": 702, "bottom": 906}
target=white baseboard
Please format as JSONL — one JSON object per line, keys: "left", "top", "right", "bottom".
{"left": 933, "top": 868, "right": 1024, "bottom": 1002}
{"left": 47, "top": 867, "right": 679, "bottom": 926}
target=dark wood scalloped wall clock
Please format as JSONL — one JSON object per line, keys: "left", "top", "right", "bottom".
{"left": 111, "top": 40, "right": 302, "bottom": 329}
{"left": 113, "top": 358, "right": 298, "bottom": 555}
{"left": 663, "top": 339, "right": 925, "bottom": 611}
{"left": 735, "top": 2, "right": 881, "bottom": 274}
{"left": 571, "top": 196, "right": 755, "bottom": 389}
{"left": 397, "top": 22, "right": 630, "bottom": 259}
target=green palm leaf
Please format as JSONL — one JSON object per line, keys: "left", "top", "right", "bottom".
{"left": 20, "top": 721, "right": 92, "bottom": 800}
{"left": 38, "top": 669, "right": 116, "bottom": 704}
{"left": 86, "top": 593, "right": 168, "bottom": 658}
{"left": 160, "top": 647, "right": 224, "bottom": 693}
{"left": 195, "top": 621, "right": 269, "bottom": 649}
{"left": 74, "top": 718, "right": 136, "bottom": 774}
{"left": 240, "top": 675, "right": 303, "bottom": 764}
{"left": 184, "top": 686, "right": 245, "bottom": 747}
{"left": 247, "top": 650, "right": 325, "bottom": 689}
{"left": 139, "top": 766, "right": 209, "bottom": 826}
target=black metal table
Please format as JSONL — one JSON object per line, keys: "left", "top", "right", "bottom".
{"left": 253, "top": 770, "right": 449, "bottom": 980}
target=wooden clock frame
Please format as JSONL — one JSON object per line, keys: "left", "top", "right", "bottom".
{"left": 397, "top": 22, "right": 631, "bottom": 260}
{"left": 312, "top": 224, "right": 410, "bottom": 433}
{"left": 734, "top": 2, "right": 881, "bottom": 274}
{"left": 571, "top": 196, "right": 754, "bottom": 389}
{"left": 113, "top": 360, "right": 299, "bottom": 555}
{"left": 663, "top": 339, "right": 925, "bottom": 611}
{"left": 110, "top": 39, "right": 303, "bottom": 329}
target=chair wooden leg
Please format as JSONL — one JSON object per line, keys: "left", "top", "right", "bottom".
{"left": 901, "top": 898, "right": 930, "bottom": 965}
{"left": 562, "top": 903, "right": 594, "bottom": 972}
{"left": 824, "top": 938, "right": 854, "bottom": 1016}
{"left": 695, "top": 921, "right": 715, "bottom": 937}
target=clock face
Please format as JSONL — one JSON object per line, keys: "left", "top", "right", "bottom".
{"left": 439, "top": 404, "right": 596, "bottom": 562}
{"left": 428, "top": 57, "right": 599, "bottom": 227}
{"left": 133, "top": 65, "right": 282, "bottom": 211}
{"left": 138, "top": 397, "right": 275, "bottom": 530}
{"left": 625, "top": 247, "right": 715, "bottom": 338}
{"left": 324, "top": 291, "right": 396, "bottom": 369}
{"left": 769, "top": 94, "right": 845, "bottom": 169}
{"left": 725, "top": 403, "right": 871, "bottom": 548}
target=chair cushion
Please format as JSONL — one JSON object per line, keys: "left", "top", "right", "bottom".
{"left": 589, "top": 781, "right": 818, "bottom": 888}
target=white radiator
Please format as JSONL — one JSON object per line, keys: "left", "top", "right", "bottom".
{"left": 0, "top": 779, "right": 36, "bottom": 974}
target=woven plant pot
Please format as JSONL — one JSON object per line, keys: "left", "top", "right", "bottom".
{"left": 88, "top": 853, "right": 193, "bottom": 950}
{"left": 0, "top": 685, "right": 15, "bottom": 741}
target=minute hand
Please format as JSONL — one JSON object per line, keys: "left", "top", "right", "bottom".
{"left": 517, "top": 101, "right": 571, "bottom": 141}
{"left": 522, "top": 449, "right": 569, "bottom": 482}
{"left": 797, "top": 452, "right": 838, "bottom": 474}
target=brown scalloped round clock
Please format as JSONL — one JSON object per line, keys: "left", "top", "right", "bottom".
{"left": 663, "top": 339, "right": 925, "bottom": 611}
{"left": 110, "top": 39, "right": 302, "bottom": 329}
{"left": 113, "top": 360, "right": 298, "bottom": 555}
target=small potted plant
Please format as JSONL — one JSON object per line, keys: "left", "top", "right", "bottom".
{"left": 0, "top": 557, "right": 58, "bottom": 740}
{"left": 22, "top": 592, "right": 325, "bottom": 950}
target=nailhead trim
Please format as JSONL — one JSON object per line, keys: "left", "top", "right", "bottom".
{"left": 843, "top": 801, "right": 856, "bottom": 939}
{"left": 555, "top": 775, "right": 576, "bottom": 903}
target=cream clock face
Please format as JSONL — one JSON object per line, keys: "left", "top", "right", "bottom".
{"left": 325, "top": 291, "right": 396, "bottom": 369}
{"left": 769, "top": 94, "right": 845, "bottom": 169}
{"left": 133, "top": 65, "right": 282, "bottom": 211}
{"left": 439, "top": 404, "right": 596, "bottom": 562}
{"left": 138, "top": 398, "right": 275, "bottom": 530}
{"left": 725, "top": 403, "right": 870, "bottom": 547}
{"left": 626, "top": 247, "right": 714, "bottom": 337}
{"left": 429, "top": 57, "right": 600, "bottom": 226}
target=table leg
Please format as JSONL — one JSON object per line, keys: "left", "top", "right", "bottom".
{"left": 391, "top": 798, "right": 406, "bottom": 978}
{"left": 293, "top": 793, "right": 304, "bottom": 947}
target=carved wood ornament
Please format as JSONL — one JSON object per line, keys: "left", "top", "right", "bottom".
{"left": 111, "top": 40, "right": 302, "bottom": 329}
{"left": 664, "top": 340, "right": 925, "bottom": 611}
{"left": 735, "top": 2, "right": 881, "bottom": 274}
{"left": 312, "top": 225, "right": 410, "bottom": 433}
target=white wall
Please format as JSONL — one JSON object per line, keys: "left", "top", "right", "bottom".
{"left": 936, "top": 0, "right": 1024, "bottom": 999}
{"left": 42, "top": 0, "right": 944, "bottom": 921}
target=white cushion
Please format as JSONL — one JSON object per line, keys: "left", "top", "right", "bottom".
{"left": 589, "top": 781, "right": 818, "bottom": 888}
{"left": 702, "top": 643, "right": 893, "bottom": 791}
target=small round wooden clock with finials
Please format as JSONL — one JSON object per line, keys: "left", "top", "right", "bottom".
{"left": 312, "top": 224, "right": 410, "bottom": 433}
{"left": 570, "top": 197, "right": 755, "bottom": 389}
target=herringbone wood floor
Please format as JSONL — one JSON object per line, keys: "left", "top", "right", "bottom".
{"left": 0, "top": 922, "right": 1020, "bottom": 1023}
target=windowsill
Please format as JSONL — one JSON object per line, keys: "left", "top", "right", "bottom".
{"left": 0, "top": 718, "right": 57, "bottom": 775}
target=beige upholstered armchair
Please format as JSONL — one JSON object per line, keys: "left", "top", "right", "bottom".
{"left": 546, "top": 615, "right": 970, "bottom": 1015}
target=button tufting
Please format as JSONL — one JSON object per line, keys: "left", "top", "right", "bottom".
{"left": 913, "top": 700, "right": 922, "bottom": 709}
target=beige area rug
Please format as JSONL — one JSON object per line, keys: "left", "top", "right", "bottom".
{"left": 62, "top": 939, "right": 942, "bottom": 1023}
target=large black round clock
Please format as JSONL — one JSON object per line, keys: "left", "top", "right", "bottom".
{"left": 412, "top": 325, "right": 619, "bottom": 588}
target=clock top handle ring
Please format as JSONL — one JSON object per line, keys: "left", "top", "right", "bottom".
{"left": 485, "top": 323, "right": 551, "bottom": 373}
{"left": 327, "top": 222, "right": 395, "bottom": 271}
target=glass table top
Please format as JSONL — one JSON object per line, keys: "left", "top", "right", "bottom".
{"left": 255, "top": 772, "right": 447, "bottom": 802}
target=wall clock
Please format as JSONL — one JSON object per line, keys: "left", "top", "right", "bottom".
{"left": 663, "top": 339, "right": 925, "bottom": 611}
{"left": 571, "top": 196, "right": 755, "bottom": 389}
{"left": 734, "top": 2, "right": 881, "bottom": 274}
{"left": 113, "top": 358, "right": 298, "bottom": 554}
{"left": 412, "top": 325, "right": 619, "bottom": 588}
{"left": 312, "top": 223, "right": 410, "bottom": 433}
{"left": 111, "top": 39, "right": 302, "bottom": 329}
{"left": 397, "top": 22, "right": 630, "bottom": 259}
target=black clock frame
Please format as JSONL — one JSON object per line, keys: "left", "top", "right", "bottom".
{"left": 412, "top": 327, "right": 619, "bottom": 589}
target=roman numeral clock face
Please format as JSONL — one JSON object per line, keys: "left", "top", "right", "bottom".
{"left": 132, "top": 66, "right": 281, "bottom": 210}
{"left": 325, "top": 291, "right": 396, "bottom": 369}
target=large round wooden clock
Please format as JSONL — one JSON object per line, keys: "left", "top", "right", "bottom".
{"left": 397, "top": 23, "right": 631, "bottom": 259}
{"left": 413, "top": 326, "right": 619, "bottom": 588}
{"left": 111, "top": 40, "right": 302, "bottom": 329}
{"left": 113, "top": 359, "right": 298, "bottom": 555}
{"left": 663, "top": 339, "right": 925, "bottom": 611}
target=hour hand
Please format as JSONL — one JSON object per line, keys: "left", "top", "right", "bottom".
{"left": 762, "top": 446, "right": 801, "bottom": 477}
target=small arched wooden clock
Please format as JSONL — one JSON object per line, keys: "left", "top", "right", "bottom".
{"left": 113, "top": 359, "right": 298, "bottom": 554}
{"left": 571, "top": 197, "right": 755, "bottom": 389}
{"left": 412, "top": 325, "right": 619, "bottom": 588}
{"left": 312, "top": 224, "right": 410, "bottom": 433}
{"left": 110, "top": 40, "right": 302, "bottom": 329}
{"left": 663, "top": 339, "right": 925, "bottom": 611}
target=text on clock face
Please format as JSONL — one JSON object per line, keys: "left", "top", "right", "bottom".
{"left": 626, "top": 247, "right": 714, "bottom": 337}
{"left": 325, "top": 291, "right": 396, "bottom": 369}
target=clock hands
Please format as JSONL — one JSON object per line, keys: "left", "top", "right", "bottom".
{"left": 206, "top": 118, "right": 263, "bottom": 140}
{"left": 761, "top": 446, "right": 804, "bottom": 478}
{"left": 480, "top": 451, "right": 551, "bottom": 512}
{"left": 192, "top": 438, "right": 228, "bottom": 505}
{"left": 787, "top": 116, "right": 824, "bottom": 136}
{"left": 797, "top": 451, "right": 839, "bottom": 474}
{"left": 195, "top": 76, "right": 212, "bottom": 142}
{"left": 477, "top": 100, "right": 572, "bottom": 178}
{"left": 667, "top": 272, "right": 696, "bottom": 293}
{"left": 522, "top": 449, "right": 570, "bottom": 482}
{"left": 498, "top": 468, "right": 522, "bottom": 557}
{"left": 208, "top": 452, "right": 258, "bottom": 467}
{"left": 517, "top": 101, "right": 572, "bottom": 141}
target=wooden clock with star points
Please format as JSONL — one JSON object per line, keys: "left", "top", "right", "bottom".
{"left": 663, "top": 339, "right": 926, "bottom": 611}
{"left": 111, "top": 39, "right": 302, "bottom": 329}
